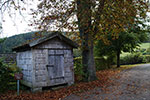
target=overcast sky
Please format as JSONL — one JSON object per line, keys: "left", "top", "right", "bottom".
{"left": 0, "top": 0, "right": 39, "bottom": 38}
{"left": 1, "top": 1, "right": 150, "bottom": 38}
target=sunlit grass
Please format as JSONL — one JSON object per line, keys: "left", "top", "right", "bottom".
{"left": 140, "top": 43, "right": 150, "bottom": 49}
{"left": 121, "top": 43, "right": 150, "bottom": 57}
{"left": 111, "top": 64, "right": 144, "bottom": 71}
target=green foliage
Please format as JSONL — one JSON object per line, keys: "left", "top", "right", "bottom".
{"left": 95, "top": 25, "right": 148, "bottom": 67}
{"left": 143, "top": 55, "right": 150, "bottom": 63}
{"left": 144, "top": 47, "right": 150, "bottom": 55}
{"left": 0, "top": 31, "right": 69, "bottom": 53}
{"left": 120, "top": 44, "right": 150, "bottom": 65}
{"left": 0, "top": 59, "right": 12, "bottom": 93}
{"left": 134, "top": 47, "right": 150, "bottom": 55}
{"left": 0, "top": 38, "right": 6, "bottom": 44}
{"left": 140, "top": 43, "right": 150, "bottom": 49}
{"left": 0, "top": 32, "right": 34, "bottom": 53}
{"left": 73, "top": 49, "right": 82, "bottom": 57}
{"left": 120, "top": 53, "right": 144, "bottom": 65}
{"left": 0, "top": 60, "right": 23, "bottom": 93}
{"left": 74, "top": 56, "right": 114, "bottom": 81}
{"left": 94, "top": 57, "right": 109, "bottom": 70}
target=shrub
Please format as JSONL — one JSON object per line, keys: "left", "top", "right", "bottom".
{"left": 74, "top": 57, "right": 83, "bottom": 81}
{"left": 0, "top": 60, "right": 23, "bottom": 93}
{"left": 0, "top": 59, "right": 12, "bottom": 93}
{"left": 143, "top": 55, "right": 150, "bottom": 63}
{"left": 120, "top": 53, "right": 144, "bottom": 65}
{"left": 74, "top": 56, "right": 115, "bottom": 81}
{"left": 95, "top": 57, "right": 109, "bottom": 70}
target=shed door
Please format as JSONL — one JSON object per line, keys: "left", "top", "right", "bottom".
{"left": 47, "top": 50, "right": 65, "bottom": 83}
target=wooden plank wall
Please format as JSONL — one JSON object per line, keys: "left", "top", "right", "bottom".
{"left": 17, "top": 51, "right": 33, "bottom": 86}
{"left": 33, "top": 38, "right": 74, "bottom": 87}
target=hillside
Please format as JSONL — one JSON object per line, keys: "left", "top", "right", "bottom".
{"left": 0, "top": 31, "right": 67, "bottom": 53}
{"left": 0, "top": 31, "right": 37, "bottom": 53}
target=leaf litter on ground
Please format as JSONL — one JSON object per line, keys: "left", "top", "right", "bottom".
{"left": 0, "top": 65, "right": 136, "bottom": 100}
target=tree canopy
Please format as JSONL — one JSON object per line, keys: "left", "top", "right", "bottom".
{"left": 31, "top": 0, "right": 149, "bottom": 81}
{"left": 95, "top": 25, "right": 148, "bottom": 67}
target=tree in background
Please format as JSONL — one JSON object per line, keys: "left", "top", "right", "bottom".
{"left": 32, "top": 0, "right": 149, "bottom": 81}
{"left": 95, "top": 25, "right": 148, "bottom": 67}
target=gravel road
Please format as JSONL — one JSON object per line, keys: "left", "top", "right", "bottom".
{"left": 63, "top": 64, "right": 150, "bottom": 100}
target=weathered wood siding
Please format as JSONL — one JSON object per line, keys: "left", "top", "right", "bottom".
{"left": 34, "top": 37, "right": 72, "bottom": 49}
{"left": 63, "top": 49, "right": 74, "bottom": 85}
{"left": 17, "top": 51, "right": 33, "bottom": 87}
{"left": 32, "top": 49, "right": 47, "bottom": 87}
{"left": 32, "top": 37, "right": 74, "bottom": 87}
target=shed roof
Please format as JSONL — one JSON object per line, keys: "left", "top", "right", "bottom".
{"left": 13, "top": 31, "right": 78, "bottom": 52}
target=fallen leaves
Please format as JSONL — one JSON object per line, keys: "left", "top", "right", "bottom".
{"left": 0, "top": 69, "right": 121, "bottom": 100}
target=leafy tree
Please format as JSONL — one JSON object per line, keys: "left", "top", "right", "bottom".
{"left": 32, "top": 0, "right": 149, "bottom": 81}
{"left": 95, "top": 25, "right": 148, "bottom": 67}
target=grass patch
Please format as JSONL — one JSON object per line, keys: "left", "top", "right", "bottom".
{"left": 110, "top": 64, "right": 143, "bottom": 71}
{"left": 140, "top": 43, "right": 150, "bottom": 49}
{"left": 118, "top": 64, "right": 143, "bottom": 71}
{"left": 121, "top": 43, "right": 150, "bottom": 57}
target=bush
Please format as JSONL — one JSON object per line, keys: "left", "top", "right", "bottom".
{"left": 95, "top": 57, "right": 110, "bottom": 70}
{"left": 143, "top": 55, "right": 150, "bottom": 63}
{"left": 120, "top": 53, "right": 144, "bottom": 65}
{"left": 0, "top": 60, "right": 23, "bottom": 93}
{"left": 74, "top": 57, "right": 83, "bottom": 81}
{"left": 74, "top": 56, "right": 114, "bottom": 81}
{"left": 136, "top": 48, "right": 150, "bottom": 55}
{"left": 140, "top": 48, "right": 146, "bottom": 53}
{"left": 0, "top": 59, "right": 12, "bottom": 93}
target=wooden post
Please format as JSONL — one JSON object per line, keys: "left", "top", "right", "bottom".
{"left": 17, "top": 80, "right": 20, "bottom": 96}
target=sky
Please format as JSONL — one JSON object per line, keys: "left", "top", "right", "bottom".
{"left": 0, "top": 0, "right": 39, "bottom": 38}
{"left": 1, "top": 1, "right": 150, "bottom": 38}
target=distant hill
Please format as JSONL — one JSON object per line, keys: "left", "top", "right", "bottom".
{"left": 0, "top": 31, "right": 38, "bottom": 53}
{"left": 0, "top": 31, "right": 67, "bottom": 53}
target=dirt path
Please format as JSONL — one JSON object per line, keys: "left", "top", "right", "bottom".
{"left": 63, "top": 64, "right": 150, "bottom": 100}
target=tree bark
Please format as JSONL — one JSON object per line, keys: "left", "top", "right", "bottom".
{"left": 88, "top": 39, "right": 97, "bottom": 81}
{"left": 76, "top": 0, "right": 97, "bottom": 81}
{"left": 81, "top": 32, "right": 90, "bottom": 81}
{"left": 117, "top": 51, "right": 120, "bottom": 68}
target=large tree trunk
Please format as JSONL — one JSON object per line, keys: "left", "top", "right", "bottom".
{"left": 81, "top": 34, "right": 97, "bottom": 81}
{"left": 81, "top": 32, "right": 90, "bottom": 81}
{"left": 88, "top": 39, "right": 97, "bottom": 81}
{"left": 117, "top": 51, "right": 120, "bottom": 68}
{"left": 76, "top": 0, "right": 97, "bottom": 81}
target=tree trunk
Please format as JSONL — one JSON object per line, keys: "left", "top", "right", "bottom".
{"left": 81, "top": 35, "right": 97, "bottom": 81}
{"left": 88, "top": 39, "right": 97, "bottom": 81}
{"left": 76, "top": 0, "right": 97, "bottom": 81}
{"left": 117, "top": 51, "right": 120, "bottom": 68}
{"left": 81, "top": 32, "right": 90, "bottom": 81}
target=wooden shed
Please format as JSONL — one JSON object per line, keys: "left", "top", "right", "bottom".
{"left": 13, "top": 32, "right": 78, "bottom": 92}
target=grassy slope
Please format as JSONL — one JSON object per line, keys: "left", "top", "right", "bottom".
{"left": 121, "top": 43, "right": 150, "bottom": 57}
{"left": 140, "top": 43, "right": 150, "bottom": 49}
